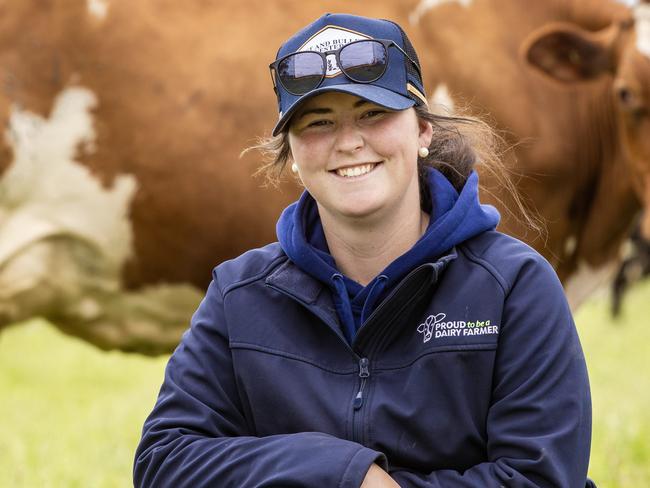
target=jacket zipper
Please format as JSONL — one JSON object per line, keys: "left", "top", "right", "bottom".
{"left": 353, "top": 357, "right": 370, "bottom": 410}
{"left": 267, "top": 282, "right": 369, "bottom": 442}
{"left": 352, "top": 357, "right": 370, "bottom": 444}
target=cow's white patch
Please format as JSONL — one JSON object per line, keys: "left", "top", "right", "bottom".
{"left": 298, "top": 27, "right": 370, "bottom": 77}
{"left": 564, "top": 261, "right": 617, "bottom": 310}
{"left": 0, "top": 86, "right": 137, "bottom": 319}
{"left": 0, "top": 86, "right": 136, "bottom": 267}
{"left": 430, "top": 84, "right": 455, "bottom": 113}
{"left": 635, "top": 4, "right": 650, "bottom": 58}
{"left": 0, "top": 87, "right": 205, "bottom": 353}
{"left": 410, "top": 0, "right": 474, "bottom": 25}
{"left": 87, "top": 0, "right": 109, "bottom": 20}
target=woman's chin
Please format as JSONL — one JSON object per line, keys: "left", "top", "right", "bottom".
{"left": 331, "top": 200, "right": 386, "bottom": 222}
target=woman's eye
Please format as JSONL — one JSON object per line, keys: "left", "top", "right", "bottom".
{"left": 362, "top": 110, "right": 386, "bottom": 119}
{"left": 306, "top": 119, "right": 331, "bottom": 128}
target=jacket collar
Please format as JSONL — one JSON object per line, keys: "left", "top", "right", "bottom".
{"left": 266, "top": 258, "right": 344, "bottom": 339}
{"left": 265, "top": 259, "right": 325, "bottom": 305}
{"left": 266, "top": 247, "right": 458, "bottom": 303}
{"left": 265, "top": 247, "right": 458, "bottom": 312}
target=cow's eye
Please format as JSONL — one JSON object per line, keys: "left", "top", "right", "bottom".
{"left": 614, "top": 83, "right": 644, "bottom": 115}
{"left": 617, "top": 86, "right": 632, "bottom": 105}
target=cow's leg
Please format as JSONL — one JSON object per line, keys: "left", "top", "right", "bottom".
{"left": 610, "top": 219, "right": 650, "bottom": 317}
{"left": 0, "top": 234, "right": 203, "bottom": 355}
{"left": 563, "top": 260, "right": 618, "bottom": 311}
{"left": 54, "top": 283, "right": 203, "bottom": 356}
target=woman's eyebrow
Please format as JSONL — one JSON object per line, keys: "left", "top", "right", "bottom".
{"left": 297, "top": 100, "right": 371, "bottom": 120}
{"left": 296, "top": 107, "right": 331, "bottom": 120}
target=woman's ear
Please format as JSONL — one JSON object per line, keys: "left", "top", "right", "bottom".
{"left": 418, "top": 118, "right": 434, "bottom": 149}
{"left": 286, "top": 152, "right": 302, "bottom": 179}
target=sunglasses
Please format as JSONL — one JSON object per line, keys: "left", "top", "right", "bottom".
{"left": 269, "top": 39, "right": 421, "bottom": 96}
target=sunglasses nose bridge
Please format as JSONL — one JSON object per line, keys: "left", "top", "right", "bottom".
{"left": 324, "top": 53, "right": 339, "bottom": 75}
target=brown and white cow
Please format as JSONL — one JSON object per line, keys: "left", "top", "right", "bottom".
{"left": 0, "top": 0, "right": 418, "bottom": 354}
{"left": 413, "top": 0, "right": 650, "bottom": 307}
{"left": 0, "top": 0, "right": 648, "bottom": 355}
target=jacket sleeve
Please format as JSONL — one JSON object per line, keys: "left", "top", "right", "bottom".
{"left": 390, "top": 256, "right": 592, "bottom": 488}
{"left": 133, "top": 271, "right": 385, "bottom": 488}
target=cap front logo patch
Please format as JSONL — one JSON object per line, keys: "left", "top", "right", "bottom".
{"left": 299, "top": 26, "right": 370, "bottom": 76}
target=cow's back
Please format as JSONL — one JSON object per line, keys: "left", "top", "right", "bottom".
{"left": 0, "top": 0, "right": 422, "bottom": 291}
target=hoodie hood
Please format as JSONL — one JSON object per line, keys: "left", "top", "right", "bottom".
{"left": 277, "top": 168, "right": 500, "bottom": 342}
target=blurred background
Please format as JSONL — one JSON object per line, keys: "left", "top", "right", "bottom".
{"left": 1, "top": 0, "right": 649, "bottom": 486}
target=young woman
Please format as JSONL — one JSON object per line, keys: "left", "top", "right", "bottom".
{"left": 134, "top": 13, "right": 592, "bottom": 487}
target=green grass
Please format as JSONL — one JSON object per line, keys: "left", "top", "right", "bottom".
{"left": 1, "top": 282, "right": 649, "bottom": 487}
{"left": 0, "top": 320, "right": 168, "bottom": 488}
{"left": 575, "top": 281, "right": 650, "bottom": 487}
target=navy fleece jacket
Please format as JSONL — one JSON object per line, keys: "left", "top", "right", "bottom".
{"left": 134, "top": 171, "right": 591, "bottom": 488}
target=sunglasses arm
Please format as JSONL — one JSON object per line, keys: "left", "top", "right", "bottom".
{"left": 268, "top": 66, "right": 279, "bottom": 95}
{"left": 392, "top": 43, "right": 422, "bottom": 78}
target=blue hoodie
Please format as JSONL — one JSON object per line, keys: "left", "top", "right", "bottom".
{"left": 277, "top": 168, "right": 500, "bottom": 342}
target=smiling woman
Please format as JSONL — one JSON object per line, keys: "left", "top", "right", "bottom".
{"left": 134, "top": 13, "right": 595, "bottom": 488}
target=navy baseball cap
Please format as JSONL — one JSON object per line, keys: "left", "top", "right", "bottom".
{"left": 270, "top": 13, "right": 428, "bottom": 136}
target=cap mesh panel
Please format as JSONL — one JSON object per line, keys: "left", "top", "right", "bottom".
{"left": 386, "top": 20, "right": 425, "bottom": 101}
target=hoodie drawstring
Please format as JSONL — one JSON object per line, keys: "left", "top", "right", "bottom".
{"left": 360, "top": 274, "right": 388, "bottom": 324}
{"left": 331, "top": 273, "right": 356, "bottom": 344}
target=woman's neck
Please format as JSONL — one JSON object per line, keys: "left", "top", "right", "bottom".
{"left": 319, "top": 203, "right": 430, "bottom": 286}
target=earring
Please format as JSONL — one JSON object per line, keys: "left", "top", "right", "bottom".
{"left": 418, "top": 147, "right": 430, "bottom": 158}
{"left": 291, "top": 162, "right": 299, "bottom": 173}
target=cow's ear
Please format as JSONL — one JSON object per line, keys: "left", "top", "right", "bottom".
{"left": 521, "top": 20, "right": 630, "bottom": 83}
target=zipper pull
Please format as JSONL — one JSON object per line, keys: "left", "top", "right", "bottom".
{"left": 359, "top": 357, "right": 370, "bottom": 378}
{"left": 353, "top": 358, "right": 370, "bottom": 410}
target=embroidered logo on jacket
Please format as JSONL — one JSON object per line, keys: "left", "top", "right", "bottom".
{"left": 417, "top": 313, "right": 499, "bottom": 343}
{"left": 417, "top": 313, "right": 445, "bottom": 342}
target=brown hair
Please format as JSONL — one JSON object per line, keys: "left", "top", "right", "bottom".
{"left": 245, "top": 104, "right": 541, "bottom": 234}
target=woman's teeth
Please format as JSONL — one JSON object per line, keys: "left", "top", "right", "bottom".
{"left": 336, "top": 163, "right": 376, "bottom": 178}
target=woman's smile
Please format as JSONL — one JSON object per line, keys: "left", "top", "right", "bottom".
{"left": 331, "top": 162, "right": 381, "bottom": 178}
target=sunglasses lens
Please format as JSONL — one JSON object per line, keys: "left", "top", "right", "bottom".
{"left": 278, "top": 52, "right": 324, "bottom": 95}
{"left": 339, "top": 41, "right": 388, "bottom": 82}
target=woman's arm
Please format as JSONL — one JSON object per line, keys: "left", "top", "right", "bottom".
{"left": 133, "top": 272, "right": 385, "bottom": 488}
{"left": 389, "top": 256, "right": 592, "bottom": 487}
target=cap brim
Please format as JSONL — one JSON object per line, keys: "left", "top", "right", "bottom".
{"left": 271, "top": 84, "right": 415, "bottom": 136}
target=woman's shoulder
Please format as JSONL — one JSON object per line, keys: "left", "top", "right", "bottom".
{"left": 457, "top": 230, "right": 560, "bottom": 293}
{"left": 211, "top": 242, "right": 288, "bottom": 292}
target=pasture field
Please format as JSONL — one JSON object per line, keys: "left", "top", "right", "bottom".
{"left": 1, "top": 282, "right": 649, "bottom": 487}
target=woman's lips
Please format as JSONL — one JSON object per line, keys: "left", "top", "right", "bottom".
{"left": 332, "top": 162, "right": 380, "bottom": 178}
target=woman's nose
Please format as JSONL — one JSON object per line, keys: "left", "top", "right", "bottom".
{"left": 334, "top": 122, "right": 364, "bottom": 153}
